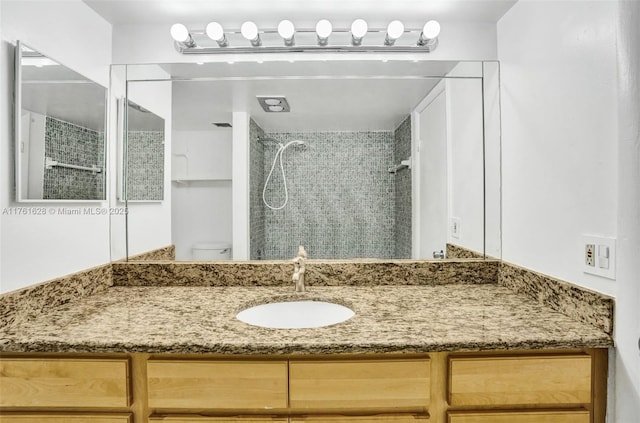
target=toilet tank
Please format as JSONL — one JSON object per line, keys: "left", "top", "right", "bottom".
{"left": 192, "top": 243, "right": 232, "bottom": 260}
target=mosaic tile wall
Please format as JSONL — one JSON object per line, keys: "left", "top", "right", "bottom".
{"left": 44, "top": 117, "right": 105, "bottom": 200}
{"left": 126, "top": 131, "right": 164, "bottom": 200}
{"left": 249, "top": 119, "right": 266, "bottom": 259}
{"left": 255, "top": 130, "right": 396, "bottom": 259}
{"left": 394, "top": 116, "right": 412, "bottom": 258}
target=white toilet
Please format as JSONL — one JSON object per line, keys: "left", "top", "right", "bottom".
{"left": 191, "top": 242, "right": 232, "bottom": 260}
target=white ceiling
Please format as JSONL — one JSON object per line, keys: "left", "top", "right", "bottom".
{"left": 84, "top": 0, "right": 517, "bottom": 27}
{"left": 153, "top": 60, "right": 470, "bottom": 131}
{"left": 170, "top": 77, "right": 441, "bottom": 131}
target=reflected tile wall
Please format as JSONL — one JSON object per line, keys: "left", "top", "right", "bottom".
{"left": 394, "top": 116, "right": 412, "bottom": 258}
{"left": 127, "top": 131, "right": 164, "bottom": 200}
{"left": 261, "top": 130, "right": 396, "bottom": 259}
{"left": 44, "top": 117, "right": 104, "bottom": 200}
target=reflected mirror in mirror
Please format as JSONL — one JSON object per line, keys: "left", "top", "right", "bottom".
{"left": 15, "top": 41, "right": 107, "bottom": 201}
{"left": 124, "top": 60, "right": 500, "bottom": 261}
{"left": 125, "top": 99, "right": 165, "bottom": 201}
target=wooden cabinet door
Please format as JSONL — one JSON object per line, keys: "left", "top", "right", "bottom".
{"left": 0, "top": 414, "right": 132, "bottom": 423}
{"left": 148, "top": 417, "right": 288, "bottom": 423}
{"left": 147, "top": 360, "right": 288, "bottom": 410}
{"left": 448, "top": 355, "right": 592, "bottom": 406}
{"left": 290, "top": 416, "right": 428, "bottom": 423}
{"left": 0, "top": 358, "right": 130, "bottom": 407}
{"left": 447, "top": 410, "right": 590, "bottom": 423}
{"left": 289, "top": 359, "right": 430, "bottom": 411}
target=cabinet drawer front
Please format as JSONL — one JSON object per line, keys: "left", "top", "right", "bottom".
{"left": 147, "top": 360, "right": 288, "bottom": 410}
{"left": 291, "top": 416, "right": 428, "bottom": 422}
{"left": 289, "top": 359, "right": 430, "bottom": 410}
{"left": 0, "top": 359, "right": 130, "bottom": 408}
{"left": 448, "top": 410, "right": 590, "bottom": 423}
{"left": 0, "top": 414, "right": 132, "bottom": 423}
{"left": 149, "top": 418, "right": 288, "bottom": 423}
{"left": 448, "top": 355, "right": 592, "bottom": 406}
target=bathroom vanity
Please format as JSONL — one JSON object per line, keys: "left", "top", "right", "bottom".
{"left": 0, "top": 349, "right": 606, "bottom": 423}
{"left": 0, "top": 260, "right": 613, "bottom": 423}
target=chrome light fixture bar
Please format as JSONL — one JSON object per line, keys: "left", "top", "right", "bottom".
{"left": 170, "top": 19, "right": 441, "bottom": 54}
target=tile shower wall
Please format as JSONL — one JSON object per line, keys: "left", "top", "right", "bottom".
{"left": 394, "top": 116, "right": 412, "bottom": 258}
{"left": 249, "top": 119, "right": 266, "bottom": 259}
{"left": 253, "top": 129, "right": 397, "bottom": 259}
{"left": 44, "top": 117, "right": 104, "bottom": 200}
{"left": 127, "top": 131, "right": 164, "bottom": 200}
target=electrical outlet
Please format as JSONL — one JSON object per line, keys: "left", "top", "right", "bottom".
{"left": 451, "top": 217, "right": 461, "bottom": 239}
{"left": 582, "top": 235, "right": 616, "bottom": 279}
{"left": 585, "top": 244, "right": 595, "bottom": 266}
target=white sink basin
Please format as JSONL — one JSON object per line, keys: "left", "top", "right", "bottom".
{"left": 236, "top": 300, "right": 355, "bottom": 329}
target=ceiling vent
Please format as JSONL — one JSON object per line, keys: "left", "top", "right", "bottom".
{"left": 257, "top": 96, "right": 290, "bottom": 112}
{"left": 213, "top": 122, "right": 232, "bottom": 127}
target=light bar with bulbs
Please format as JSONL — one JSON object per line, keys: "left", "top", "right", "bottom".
{"left": 169, "top": 19, "right": 441, "bottom": 54}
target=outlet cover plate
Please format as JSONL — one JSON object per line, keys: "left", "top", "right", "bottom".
{"left": 582, "top": 235, "right": 616, "bottom": 280}
{"left": 451, "top": 217, "right": 461, "bottom": 239}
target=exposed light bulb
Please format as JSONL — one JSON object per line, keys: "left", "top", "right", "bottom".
{"left": 422, "top": 20, "right": 441, "bottom": 39}
{"left": 241, "top": 21, "right": 260, "bottom": 42}
{"left": 418, "top": 20, "right": 440, "bottom": 50}
{"left": 268, "top": 105, "right": 285, "bottom": 112}
{"left": 278, "top": 20, "right": 295, "bottom": 40}
{"left": 206, "top": 22, "right": 224, "bottom": 41}
{"left": 170, "top": 23, "right": 190, "bottom": 43}
{"left": 386, "top": 20, "right": 404, "bottom": 40}
{"left": 316, "top": 19, "right": 333, "bottom": 45}
{"left": 351, "top": 19, "right": 368, "bottom": 39}
{"left": 264, "top": 99, "right": 281, "bottom": 106}
{"left": 206, "top": 21, "right": 228, "bottom": 47}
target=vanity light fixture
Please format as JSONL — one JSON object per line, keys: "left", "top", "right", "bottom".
{"left": 170, "top": 19, "right": 442, "bottom": 54}
{"left": 170, "top": 23, "right": 196, "bottom": 48}
{"left": 417, "top": 20, "right": 440, "bottom": 50}
{"left": 206, "top": 21, "right": 229, "bottom": 47}
{"left": 350, "top": 19, "right": 368, "bottom": 46}
{"left": 385, "top": 20, "right": 404, "bottom": 46}
{"left": 278, "top": 20, "right": 296, "bottom": 46}
{"left": 315, "top": 19, "right": 332, "bottom": 46}
{"left": 241, "top": 21, "right": 262, "bottom": 47}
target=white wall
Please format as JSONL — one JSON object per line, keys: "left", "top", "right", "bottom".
{"left": 172, "top": 129, "right": 233, "bottom": 260}
{"left": 124, "top": 77, "right": 173, "bottom": 258}
{"left": 0, "top": 0, "right": 112, "bottom": 293}
{"left": 498, "top": 0, "right": 640, "bottom": 420}
{"left": 446, "top": 77, "right": 484, "bottom": 254}
{"left": 614, "top": 1, "right": 640, "bottom": 420}
{"left": 498, "top": 0, "right": 618, "bottom": 296}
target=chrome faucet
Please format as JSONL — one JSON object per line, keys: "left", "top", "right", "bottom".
{"left": 292, "top": 245, "right": 307, "bottom": 292}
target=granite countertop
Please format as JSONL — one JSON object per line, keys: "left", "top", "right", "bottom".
{"left": 0, "top": 283, "right": 612, "bottom": 354}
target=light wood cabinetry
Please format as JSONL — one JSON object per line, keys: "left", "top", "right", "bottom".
{"left": 0, "top": 414, "right": 132, "bottom": 423}
{"left": 148, "top": 418, "right": 288, "bottom": 423}
{"left": 289, "top": 359, "right": 430, "bottom": 411}
{"left": 146, "top": 359, "right": 288, "bottom": 410}
{"left": 0, "top": 350, "right": 606, "bottom": 423}
{"left": 290, "top": 415, "right": 429, "bottom": 422}
{"left": 0, "top": 358, "right": 130, "bottom": 408}
{"left": 447, "top": 410, "right": 590, "bottom": 423}
{"left": 448, "top": 354, "right": 592, "bottom": 407}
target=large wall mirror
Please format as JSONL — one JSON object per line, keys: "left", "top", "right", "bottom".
{"left": 14, "top": 41, "right": 107, "bottom": 202}
{"left": 122, "top": 59, "right": 500, "bottom": 261}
